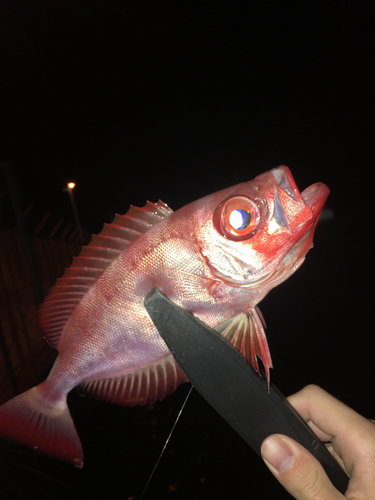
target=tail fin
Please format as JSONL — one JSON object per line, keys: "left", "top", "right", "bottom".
{"left": 0, "top": 387, "right": 83, "bottom": 467}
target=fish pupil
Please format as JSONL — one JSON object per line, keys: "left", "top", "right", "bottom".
{"left": 229, "top": 209, "right": 251, "bottom": 230}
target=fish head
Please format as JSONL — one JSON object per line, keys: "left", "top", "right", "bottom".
{"left": 195, "top": 165, "right": 330, "bottom": 294}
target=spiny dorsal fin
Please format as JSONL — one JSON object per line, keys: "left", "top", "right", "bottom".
{"left": 38, "top": 200, "right": 173, "bottom": 349}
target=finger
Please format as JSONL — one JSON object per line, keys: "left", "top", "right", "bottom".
{"left": 261, "top": 434, "right": 346, "bottom": 500}
{"left": 287, "top": 385, "right": 361, "bottom": 442}
{"left": 287, "top": 384, "right": 375, "bottom": 459}
{"left": 324, "top": 443, "right": 347, "bottom": 474}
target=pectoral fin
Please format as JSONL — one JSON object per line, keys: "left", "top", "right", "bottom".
{"left": 214, "top": 308, "right": 273, "bottom": 385}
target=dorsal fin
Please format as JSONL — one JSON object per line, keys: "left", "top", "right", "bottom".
{"left": 38, "top": 200, "right": 173, "bottom": 349}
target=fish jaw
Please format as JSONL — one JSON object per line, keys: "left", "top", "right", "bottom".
{"left": 270, "top": 166, "right": 331, "bottom": 230}
{"left": 274, "top": 179, "right": 331, "bottom": 282}
{"left": 262, "top": 168, "right": 330, "bottom": 287}
{"left": 301, "top": 181, "right": 331, "bottom": 220}
{"left": 271, "top": 166, "right": 330, "bottom": 226}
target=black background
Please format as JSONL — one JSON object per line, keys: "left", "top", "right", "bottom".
{"left": 0, "top": 2, "right": 374, "bottom": 499}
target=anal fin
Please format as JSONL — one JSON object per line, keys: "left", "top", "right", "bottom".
{"left": 77, "top": 354, "right": 188, "bottom": 406}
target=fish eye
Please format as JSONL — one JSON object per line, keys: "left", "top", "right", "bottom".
{"left": 213, "top": 196, "right": 261, "bottom": 241}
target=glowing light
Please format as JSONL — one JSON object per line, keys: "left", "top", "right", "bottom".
{"left": 67, "top": 182, "right": 76, "bottom": 189}
{"left": 229, "top": 209, "right": 246, "bottom": 230}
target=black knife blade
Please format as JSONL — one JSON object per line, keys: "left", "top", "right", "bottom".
{"left": 144, "top": 287, "right": 349, "bottom": 494}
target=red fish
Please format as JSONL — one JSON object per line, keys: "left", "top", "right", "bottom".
{"left": 0, "top": 166, "right": 329, "bottom": 467}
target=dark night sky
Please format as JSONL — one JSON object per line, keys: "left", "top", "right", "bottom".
{"left": 1, "top": 2, "right": 373, "bottom": 231}
{"left": 0, "top": 2, "right": 374, "bottom": 499}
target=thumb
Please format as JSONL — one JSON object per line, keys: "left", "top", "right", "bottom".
{"left": 261, "top": 434, "right": 346, "bottom": 500}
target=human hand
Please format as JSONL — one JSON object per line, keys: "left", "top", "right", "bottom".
{"left": 260, "top": 384, "right": 375, "bottom": 499}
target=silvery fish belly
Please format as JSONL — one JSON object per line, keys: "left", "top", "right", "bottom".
{"left": 0, "top": 166, "right": 329, "bottom": 466}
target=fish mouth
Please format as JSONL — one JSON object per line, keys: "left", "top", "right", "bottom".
{"left": 271, "top": 165, "right": 330, "bottom": 218}
{"left": 271, "top": 166, "right": 303, "bottom": 202}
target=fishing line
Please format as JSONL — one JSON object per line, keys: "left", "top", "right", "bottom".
{"left": 139, "top": 385, "right": 194, "bottom": 500}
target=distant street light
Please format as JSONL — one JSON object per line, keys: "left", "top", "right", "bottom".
{"left": 66, "top": 182, "right": 83, "bottom": 243}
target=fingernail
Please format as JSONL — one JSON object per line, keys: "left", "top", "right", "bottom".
{"left": 261, "top": 435, "right": 295, "bottom": 472}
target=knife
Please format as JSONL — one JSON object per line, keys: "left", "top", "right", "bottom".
{"left": 144, "top": 287, "right": 349, "bottom": 494}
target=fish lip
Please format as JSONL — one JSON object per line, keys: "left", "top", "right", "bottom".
{"left": 301, "top": 182, "right": 330, "bottom": 216}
